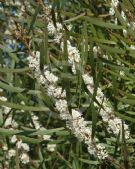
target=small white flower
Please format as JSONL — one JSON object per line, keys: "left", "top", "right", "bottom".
{"left": 72, "top": 109, "right": 81, "bottom": 119}
{"left": 111, "top": 0, "right": 119, "bottom": 7}
{"left": 120, "top": 70, "right": 125, "bottom": 76}
{"left": 38, "top": 74, "right": 46, "bottom": 85}
{"left": 11, "top": 135, "right": 17, "bottom": 143}
{"left": 43, "top": 135, "right": 51, "bottom": 140}
{"left": 93, "top": 46, "right": 101, "bottom": 58}
{"left": 61, "top": 40, "right": 80, "bottom": 74}
{"left": 3, "top": 106, "right": 11, "bottom": 115}
{"left": 12, "top": 120, "right": 18, "bottom": 128}
{"left": 109, "top": 0, "right": 119, "bottom": 16}
{"left": 4, "top": 116, "right": 12, "bottom": 127}
{"left": 40, "top": 127, "right": 51, "bottom": 140}
{"left": 44, "top": 70, "right": 58, "bottom": 83}
{"left": 20, "top": 153, "right": 29, "bottom": 164}
{"left": 55, "top": 99, "right": 70, "bottom": 120}
{"left": 0, "top": 96, "right": 7, "bottom": 101}
{"left": 32, "top": 115, "right": 39, "bottom": 121}
{"left": 121, "top": 11, "right": 127, "bottom": 21}
{"left": 47, "top": 22, "right": 62, "bottom": 35}
{"left": 131, "top": 22, "right": 135, "bottom": 30}
{"left": 20, "top": 101, "right": 25, "bottom": 105}
{"left": 48, "top": 85, "right": 66, "bottom": 98}
{"left": 130, "top": 45, "right": 135, "bottom": 50}
{"left": 8, "top": 149, "right": 16, "bottom": 158}
{"left": 123, "top": 29, "right": 128, "bottom": 37}
{"left": 27, "top": 52, "right": 40, "bottom": 72}
{"left": 82, "top": 74, "right": 93, "bottom": 85}
{"left": 35, "top": 51, "right": 40, "bottom": 58}
{"left": 0, "top": 88, "right": 3, "bottom": 92}
{"left": 56, "top": 23, "right": 63, "bottom": 32}
{"left": 21, "top": 143, "right": 30, "bottom": 152}
{"left": 31, "top": 114, "right": 41, "bottom": 129}
{"left": 3, "top": 144, "right": 8, "bottom": 151}
{"left": 47, "top": 144, "right": 56, "bottom": 152}
{"left": 55, "top": 99, "right": 68, "bottom": 113}
{"left": 103, "top": 54, "right": 109, "bottom": 60}
{"left": 47, "top": 22, "right": 56, "bottom": 35}
{"left": 16, "top": 140, "right": 22, "bottom": 149}
{"left": 109, "top": 7, "right": 115, "bottom": 16}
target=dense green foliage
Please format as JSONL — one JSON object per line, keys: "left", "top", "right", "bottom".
{"left": 0, "top": 0, "right": 135, "bottom": 168}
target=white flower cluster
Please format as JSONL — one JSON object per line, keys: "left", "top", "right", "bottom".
{"left": 28, "top": 51, "right": 109, "bottom": 159}
{"left": 4, "top": 115, "right": 18, "bottom": 128}
{"left": 31, "top": 113, "right": 56, "bottom": 151}
{"left": 55, "top": 99, "right": 70, "bottom": 120}
{"left": 27, "top": 51, "right": 40, "bottom": 71}
{"left": 28, "top": 51, "right": 56, "bottom": 85}
{"left": 67, "top": 109, "right": 108, "bottom": 159}
{"left": 61, "top": 40, "right": 80, "bottom": 74}
{"left": 0, "top": 89, "right": 30, "bottom": 164}
{"left": 109, "top": 0, "right": 135, "bottom": 34}
{"left": 44, "top": 70, "right": 58, "bottom": 84}
{"left": 47, "top": 20, "right": 72, "bottom": 43}
{"left": 8, "top": 149, "right": 16, "bottom": 158}
{"left": 121, "top": 11, "right": 135, "bottom": 30}
{"left": 0, "top": 90, "right": 11, "bottom": 115}
{"left": 2, "top": 144, "right": 16, "bottom": 160}
{"left": 48, "top": 85, "right": 66, "bottom": 98}
{"left": 121, "top": 11, "right": 127, "bottom": 21}
{"left": 47, "top": 22, "right": 63, "bottom": 43}
{"left": 10, "top": 135, "right": 30, "bottom": 164}
{"left": 47, "top": 19, "right": 80, "bottom": 74}
{"left": 47, "top": 144, "right": 57, "bottom": 152}
{"left": 48, "top": 22, "right": 63, "bottom": 35}
{"left": 83, "top": 73, "right": 130, "bottom": 139}
{"left": 20, "top": 153, "right": 30, "bottom": 164}
{"left": 93, "top": 46, "right": 101, "bottom": 58}
{"left": 109, "top": 0, "right": 119, "bottom": 16}
{"left": 31, "top": 113, "right": 50, "bottom": 140}
{"left": 0, "top": 90, "right": 19, "bottom": 128}
{"left": 93, "top": 46, "right": 109, "bottom": 62}
{"left": 2, "top": 135, "right": 30, "bottom": 164}
{"left": 28, "top": 51, "right": 70, "bottom": 120}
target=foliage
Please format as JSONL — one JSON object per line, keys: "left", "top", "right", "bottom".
{"left": 0, "top": 0, "right": 135, "bottom": 168}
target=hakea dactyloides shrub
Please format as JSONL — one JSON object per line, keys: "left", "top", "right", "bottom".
{"left": 1, "top": 0, "right": 135, "bottom": 168}
{"left": 27, "top": 51, "right": 108, "bottom": 160}
{"left": 26, "top": 2, "right": 132, "bottom": 162}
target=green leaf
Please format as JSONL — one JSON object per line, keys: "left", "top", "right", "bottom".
{"left": 0, "top": 67, "right": 29, "bottom": 73}
{"left": 126, "top": 111, "right": 135, "bottom": 116}
{"left": 84, "top": 16, "right": 125, "bottom": 29}
{"left": 0, "top": 100, "right": 49, "bottom": 112}
{"left": 117, "top": 97, "right": 135, "bottom": 105}
{"left": 40, "top": 17, "right": 49, "bottom": 67}
{"left": 30, "top": 127, "right": 65, "bottom": 136}
{"left": 115, "top": 111, "right": 135, "bottom": 123}
{"left": 79, "top": 158, "right": 99, "bottom": 165}
{"left": 100, "top": 44, "right": 126, "bottom": 54}
{"left": 0, "top": 80, "right": 42, "bottom": 95}
{"left": 28, "top": 5, "right": 41, "bottom": 34}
